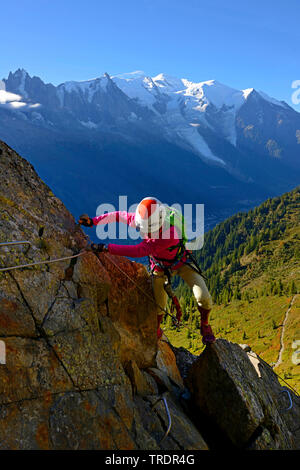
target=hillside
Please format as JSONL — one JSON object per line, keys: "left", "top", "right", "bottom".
{"left": 166, "top": 187, "right": 300, "bottom": 392}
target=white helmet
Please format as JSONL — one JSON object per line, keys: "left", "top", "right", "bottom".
{"left": 135, "top": 197, "right": 166, "bottom": 236}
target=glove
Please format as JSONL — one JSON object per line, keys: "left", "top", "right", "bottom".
{"left": 78, "top": 214, "right": 94, "bottom": 227}
{"left": 86, "top": 243, "right": 107, "bottom": 253}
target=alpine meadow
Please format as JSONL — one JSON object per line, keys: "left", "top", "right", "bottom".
{"left": 166, "top": 187, "right": 300, "bottom": 393}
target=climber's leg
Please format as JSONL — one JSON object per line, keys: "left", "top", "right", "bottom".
{"left": 198, "top": 309, "right": 215, "bottom": 345}
{"left": 177, "top": 264, "right": 215, "bottom": 345}
{"left": 152, "top": 270, "right": 168, "bottom": 339}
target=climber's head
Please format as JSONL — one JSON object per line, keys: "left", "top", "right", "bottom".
{"left": 135, "top": 197, "right": 166, "bottom": 237}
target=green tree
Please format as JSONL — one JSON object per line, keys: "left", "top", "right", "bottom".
{"left": 289, "top": 280, "right": 297, "bottom": 295}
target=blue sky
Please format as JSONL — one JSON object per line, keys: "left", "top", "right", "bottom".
{"left": 2, "top": 0, "right": 300, "bottom": 109}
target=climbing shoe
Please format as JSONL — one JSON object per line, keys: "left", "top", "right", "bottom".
{"left": 200, "top": 323, "right": 216, "bottom": 345}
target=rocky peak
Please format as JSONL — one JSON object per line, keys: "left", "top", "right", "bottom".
{"left": 0, "top": 140, "right": 299, "bottom": 450}
{"left": 5, "top": 69, "right": 30, "bottom": 98}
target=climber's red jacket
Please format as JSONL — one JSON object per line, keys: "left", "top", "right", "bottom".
{"left": 93, "top": 211, "right": 186, "bottom": 271}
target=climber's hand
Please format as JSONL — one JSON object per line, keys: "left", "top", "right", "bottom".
{"left": 86, "top": 243, "right": 107, "bottom": 253}
{"left": 78, "top": 214, "right": 94, "bottom": 227}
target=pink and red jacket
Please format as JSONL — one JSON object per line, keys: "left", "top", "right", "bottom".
{"left": 93, "top": 211, "right": 186, "bottom": 271}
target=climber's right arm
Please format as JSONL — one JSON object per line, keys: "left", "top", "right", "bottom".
{"left": 93, "top": 211, "right": 136, "bottom": 228}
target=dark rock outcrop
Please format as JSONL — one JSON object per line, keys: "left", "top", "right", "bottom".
{"left": 186, "top": 339, "right": 300, "bottom": 449}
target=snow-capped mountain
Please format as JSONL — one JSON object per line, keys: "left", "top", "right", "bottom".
{"left": 113, "top": 72, "right": 258, "bottom": 155}
{"left": 0, "top": 68, "right": 299, "bottom": 228}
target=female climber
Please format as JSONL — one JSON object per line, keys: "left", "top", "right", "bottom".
{"left": 78, "top": 197, "right": 215, "bottom": 345}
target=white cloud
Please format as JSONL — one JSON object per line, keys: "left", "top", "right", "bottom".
{"left": 0, "top": 89, "right": 22, "bottom": 104}
{"left": 0, "top": 89, "right": 41, "bottom": 110}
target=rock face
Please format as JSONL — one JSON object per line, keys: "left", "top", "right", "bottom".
{"left": 0, "top": 141, "right": 207, "bottom": 450}
{"left": 0, "top": 140, "right": 299, "bottom": 450}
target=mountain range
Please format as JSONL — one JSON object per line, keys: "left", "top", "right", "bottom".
{"left": 0, "top": 69, "right": 299, "bottom": 228}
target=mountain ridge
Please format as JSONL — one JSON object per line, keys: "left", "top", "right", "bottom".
{"left": 0, "top": 68, "right": 299, "bottom": 230}
{"left": 2, "top": 68, "right": 298, "bottom": 159}
{"left": 2, "top": 68, "right": 299, "bottom": 172}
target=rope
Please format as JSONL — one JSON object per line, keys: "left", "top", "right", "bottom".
{"left": 0, "top": 242, "right": 177, "bottom": 325}
{"left": 0, "top": 241, "right": 32, "bottom": 248}
{"left": 0, "top": 241, "right": 190, "bottom": 331}
{"left": 102, "top": 252, "right": 180, "bottom": 326}
{"left": 0, "top": 251, "right": 86, "bottom": 272}
{"left": 247, "top": 351, "right": 300, "bottom": 399}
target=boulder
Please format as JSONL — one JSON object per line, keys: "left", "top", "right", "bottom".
{"left": 186, "top": 339, "right": 297, "bottom": 449}
{"left": 156, "top": 340, "right": 184, "bottom": 390}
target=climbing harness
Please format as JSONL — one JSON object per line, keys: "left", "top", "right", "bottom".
{"left": 0, "top": 241, "right": 86, "bottom": 272}
{"left": 149, "top": 243, "right": 207, "bottom": 283}
{"left": 151, "top": 393, "right": 172, "bottom": 443}
{"left": 149, "top": 240, "right": 186, "bottom": 271}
